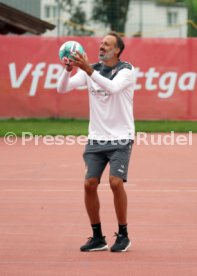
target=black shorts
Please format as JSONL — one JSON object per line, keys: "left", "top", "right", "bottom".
{"left": 83, "top": 139, "right": 133, "bottom": 183}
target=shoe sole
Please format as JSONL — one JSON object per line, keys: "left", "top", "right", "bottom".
{"left": 111, "top": 241, "right": 131, "bottom": 252}
{"left": 81, "top": 245, "right": 109, "bottom": 252}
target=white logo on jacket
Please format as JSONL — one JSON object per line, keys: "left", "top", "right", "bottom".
{"left": 89, "top": 87, "right": 110, "bottom": 97}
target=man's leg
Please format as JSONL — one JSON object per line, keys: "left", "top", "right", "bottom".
{"left": 110, "top": 176, "right": 129, "bottom": 239}
{"left": 80, "top": 177, "right": 108, "bottom": 252}
{"left": 109, "top": 176, "right": 127, "bottom": 225}
{"left": 109, "top": 175, "right": 131, "bottom": 252}
{"left": 84, "top": 177, "right": 100, "bottom": 224}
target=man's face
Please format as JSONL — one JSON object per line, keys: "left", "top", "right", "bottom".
{"left": 98, "top": 35, "right": 119, "bottom": 61}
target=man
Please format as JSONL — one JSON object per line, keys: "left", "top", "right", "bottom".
{"left": 57, "top": 32, "right": 135, "bottom": 252}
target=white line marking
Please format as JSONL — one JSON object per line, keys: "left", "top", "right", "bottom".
{"left": 0, "top": 178, "right": 196, "bottom": 182}
{"left": 133, "top": 178, "right": 197, "bottom": 183}
{"left": 59, "top": 164, "right": 68, "bottom": 167}
{"left": 0, "top": 261, "right": 196, "bottom": 265}
{"left": 0, "top": 189, "right": 197, "bottom": 192}
{"left": 1, "top": 223, "right": 197, "bottom": 227}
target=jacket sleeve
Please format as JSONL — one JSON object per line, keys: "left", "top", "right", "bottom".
{"left": 57, "top": 68, "right": 87, "bottom": 93}
{"left": 90, "top": 67, "right": 135, "bottom": 94}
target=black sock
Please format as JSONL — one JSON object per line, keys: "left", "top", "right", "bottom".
{"left": 91, "top": 223, "right": 103, "bottom": 238}
{"left": 118, "top": 224, "right": 128, "bottom": 237}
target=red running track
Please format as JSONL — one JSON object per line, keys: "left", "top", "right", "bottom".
{"left": 0, "top": 134, "right": 197, "bottom": 276}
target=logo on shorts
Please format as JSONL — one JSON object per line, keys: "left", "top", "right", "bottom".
{"left": 118, "top": 164, "right": 125, "bottom": 173}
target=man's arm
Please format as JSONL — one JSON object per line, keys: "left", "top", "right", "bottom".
{"left": 57, "top": 67, "right": 86, "bottom": 94}
{"left": 90, "top": 68, "right": 135, "bottom": 94}
{"left": 70, "top": 52, "right": 135, "bottom": 94}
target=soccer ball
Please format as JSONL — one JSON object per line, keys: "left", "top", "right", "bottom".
{"left": 59, "top": 41, "right": 85, "bottom": 64}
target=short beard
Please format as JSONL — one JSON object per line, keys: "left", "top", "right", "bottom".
{"left": 98, "top": 49, "right": 115, "bottom": 61}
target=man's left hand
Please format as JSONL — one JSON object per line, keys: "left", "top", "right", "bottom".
{"left": 69, "top": 52, "right": 94, "bottom": 76}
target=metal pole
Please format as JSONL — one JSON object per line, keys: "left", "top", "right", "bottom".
{"left": 57, "top": 0, "right": 61, "bottom": 36}
{"left": 139, "top": 0, "right": 143, "bottom": 36}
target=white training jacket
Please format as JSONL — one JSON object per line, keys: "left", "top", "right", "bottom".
{"left": 57, "top": 61, "right": 136, "bottom": 141}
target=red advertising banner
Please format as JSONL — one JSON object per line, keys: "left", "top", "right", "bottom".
{"left": 0, "top": 36, "right": 197, "bottom": 119}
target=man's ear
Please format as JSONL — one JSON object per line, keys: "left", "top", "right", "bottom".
{"left": 115, "top": 47, "right": 120, "bottom": 56}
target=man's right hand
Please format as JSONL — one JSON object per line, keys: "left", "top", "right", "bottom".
{"left": 61, "top": 57, "right": 73, "bottom": 72}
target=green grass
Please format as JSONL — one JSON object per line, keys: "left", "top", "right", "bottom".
{"left": 0, "top": 118, "right": 88, "bottom": 136}
{"left": 0, "top": 118, "right": 196, "bottom": 136}
{"left": 135, "top": 120, "right": 197, "bottom": 133}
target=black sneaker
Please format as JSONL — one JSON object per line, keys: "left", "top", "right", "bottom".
{"left": 80, "top": 236, "right": 108, "bottom": 252}
{"left": 111, "top": 233, "right": 131, "bottom": 252}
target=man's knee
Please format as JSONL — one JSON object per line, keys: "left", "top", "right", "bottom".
{"left": 84, "top": 178, "right": 99, "bottom": 193}
{"left": 109, "top": 176, "right": 124, "bottom": 192}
